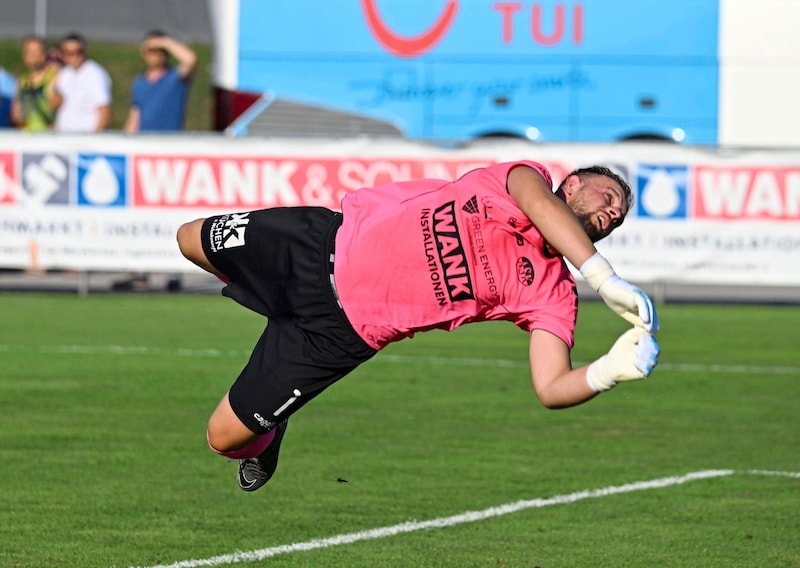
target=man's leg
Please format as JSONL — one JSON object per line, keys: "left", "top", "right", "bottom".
{"left": 207, "top": 392, "right": 266, "bottom": 454}
{"left": 207, "top": 392, "right": 288, "bottom": 492}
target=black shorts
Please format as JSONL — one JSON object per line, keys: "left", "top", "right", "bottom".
{"left": 201, "top": 207, "right": 377, "bottom": 434}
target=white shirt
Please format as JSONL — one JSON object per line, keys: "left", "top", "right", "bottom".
{"left": 54, "top": 59, "right": 111, "bottom": 132}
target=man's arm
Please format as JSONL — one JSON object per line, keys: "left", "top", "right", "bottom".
{"left": 10, "top": 78, "right": 24, "bottom": 127}
{"left": 148, "top": 36, "right": 198, "bottom": 79}
{"left": 507, "top": 165, "right": 596, "bottom": 270}
{"left": 508, "top": 165, "right": 658, "bottom": 334}
{"left": 95, "top": 104, "right": 111, "bottom": 131}
{"left": 123, "top": 105, "right": 140, "bottom": 133}
{"left": 529, "top": 328, "right": 660, "bottom": 409}
{"left": 529, "top": 329, "right": 597, "bottom": 408}
{"left": 46, "top": 74, "right": 62, "bottom": 111}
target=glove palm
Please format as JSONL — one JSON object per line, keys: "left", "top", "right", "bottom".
{"left": 587, "top": 327, "right": 660, "bottom": 392}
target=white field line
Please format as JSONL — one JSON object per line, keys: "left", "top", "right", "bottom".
{"left": 2, "top": 344, "right": 800, "bottom": 375}
{"left": 123, "top": 469, "right": 800, "bottom": 568}
{"left": 744, "top": 469, "right": 800, "bottom": 478}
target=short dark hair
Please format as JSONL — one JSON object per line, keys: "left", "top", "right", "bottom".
{"left": 558, "top": 165, "right": 634, "bottom": 211}
{"left": 60, "top": 32, "right": 87, "bottom": 50}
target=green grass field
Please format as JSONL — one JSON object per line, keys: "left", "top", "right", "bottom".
{"left": 0, "top": 293, "right": 798, "bottom": 567}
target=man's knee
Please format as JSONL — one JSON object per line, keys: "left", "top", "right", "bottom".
{"left": 207, "top": 395, "right": 259, "bottom": 452}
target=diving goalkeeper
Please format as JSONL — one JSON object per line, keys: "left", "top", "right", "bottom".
{"left": 177, "top": 160, "right": 661, "bottom": 491}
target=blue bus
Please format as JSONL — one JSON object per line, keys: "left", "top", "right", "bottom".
{"left": 208, "top": 0, "right": 800, "bottom": 147}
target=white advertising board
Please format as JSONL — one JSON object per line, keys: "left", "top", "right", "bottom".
{"left": 0, "top": 133, "right": 798, "bottom": 285}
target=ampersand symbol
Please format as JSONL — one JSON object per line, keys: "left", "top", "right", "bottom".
{"left": 301, "top": 164, "right": 334, "bottom": 207}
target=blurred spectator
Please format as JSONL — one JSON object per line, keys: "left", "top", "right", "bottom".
{"left": 124, "top": 31, "right": 197, "bottom": 133}
{"left": 11, "top": 35, "right": 62, "bottom": 131}
{"left": 54, "top": 32, "right": 112, "bottom": 132}
{"left": 0, "top": 65, "right": 16, "bottom": 128}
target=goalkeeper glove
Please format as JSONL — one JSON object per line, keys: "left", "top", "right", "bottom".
{"left": 580, "top": 253, "right": 659, "bottom": 334}
{"left": 586, "top": 327, "right": 660, "bottom": 392}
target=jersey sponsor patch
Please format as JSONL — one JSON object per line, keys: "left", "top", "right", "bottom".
{"left": 209, "top": 212, "right": 251, "bottom": 252}
{"left": 462, "top": 194, "right": 479, "bottom": 214}
{"left": 516, "top": 257, "right": 534, "bottom": 285}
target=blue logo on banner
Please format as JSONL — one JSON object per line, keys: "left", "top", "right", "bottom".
{"left": 21, "top": 152, "right": 70, "bottom": 205}
{"left": 76, "top": 154, "right": 127, "bottom": 207}
{"left": 635, "top": 164, "right": 688, "bottom": 219}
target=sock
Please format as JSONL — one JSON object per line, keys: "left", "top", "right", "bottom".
{"left": 207, "top": 428, "right": 276, "bottom": 459}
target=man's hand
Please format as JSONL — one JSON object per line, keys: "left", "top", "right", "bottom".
{"left": 586, "top": 328, "right": 660, "bottom": 392}
{"left": 580, "top": 253, "right": 659, "bottom": 333}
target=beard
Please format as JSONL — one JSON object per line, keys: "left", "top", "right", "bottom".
{"left": 574, "top": 208, "right": 602, "bottom": 242}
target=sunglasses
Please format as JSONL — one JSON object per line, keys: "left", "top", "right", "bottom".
{"left": 61, "top": 48, "right": 84, "bottom": 56}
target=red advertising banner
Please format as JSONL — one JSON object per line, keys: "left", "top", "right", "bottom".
{"left": 693, "top": 165, "right": 800, "bottom": 220}
{"left": 0, "top": 151, "right": 17, "bottom": 205}
{"left": 132, "top": 155, "right": 570, "bottom": 209}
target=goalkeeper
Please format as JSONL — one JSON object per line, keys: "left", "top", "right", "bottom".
{"left": 177, "top": 160, "right": 660, "bottom": 492}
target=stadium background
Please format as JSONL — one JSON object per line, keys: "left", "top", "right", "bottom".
{"left": 0, "top": 0, "right": 797, "bottom": 303}
{"left": 0, "top": 0, "right": 212, "bottom": 42}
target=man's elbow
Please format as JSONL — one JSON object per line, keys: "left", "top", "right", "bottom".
{"left": 532, "top": 384, "right": 570, "bottom": 410}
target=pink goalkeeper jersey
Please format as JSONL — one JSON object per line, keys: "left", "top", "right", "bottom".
{"left": 333, "top": 160, "right": 578, "bottom": 350}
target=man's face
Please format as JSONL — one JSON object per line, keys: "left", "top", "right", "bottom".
{"left": 564, "top": 174, "right": 628, "bottom": 241}
{"left": 60, "top": 40, "right": 86, "bottom": 69}
{"left": 142, "top": 45, "right": 167, "bottom": 70}
{"left": 22, "top": 39, "right": 47, "bottom": 72}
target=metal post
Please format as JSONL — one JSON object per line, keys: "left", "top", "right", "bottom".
{"left": 34, "top": 0, "right": 47, "bottom": 37}
{"left": 653, "top": 281, "right": 667, "bottom": 305}
{"left": 78, "top": 270, "right": 89, "bottom": 296}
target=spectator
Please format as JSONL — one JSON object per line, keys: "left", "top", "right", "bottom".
{"left": 124, "top": 30, "right": 197, "bottom": 133}
{"left": 54, "top": 33, "right": 111, "bottom": 132}
{"left": 11, "top": 35, "right": 62, "bottom": 131}
{"left": 0, "top": 65, "right": 15, "bottom": 128}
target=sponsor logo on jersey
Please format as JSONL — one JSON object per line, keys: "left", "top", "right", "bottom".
{"left": 209, "top": 212, "right": 250, "bottom": 252}
{"left": 516, "top": 257, "right": 534, "bottom": 285}
{"left": 433, "top": 201, "right": 475, "bottom": 302}
{"left": 420, "top": 201, "right": 475, "bottom": 305}
{"left": 462, "top": 194, "right": 479, "bottom": 214}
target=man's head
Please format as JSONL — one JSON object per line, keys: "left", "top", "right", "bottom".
{"left": 555, "top": 166, "right": 633, "bottom": 242}
{"left": 60, "top": 33, "right": 87, "bottom": 69}
{"left": 22, "top": 35, "right": 48, "bottom": 72}
{"left": 141, "top": 30, "right": 169, "bottom": 71}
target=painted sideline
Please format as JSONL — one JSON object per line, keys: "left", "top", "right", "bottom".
{"left": 127, "top": 470, "right": 734, "bottom": 568}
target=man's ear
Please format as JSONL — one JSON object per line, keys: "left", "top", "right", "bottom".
{"left": 560, "top": 174, "right": 579, "bottom": 199}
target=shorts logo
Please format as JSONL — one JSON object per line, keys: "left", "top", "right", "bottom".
{"left": 210, "top": 213, "right": 250, "bottom": 252}
{"left": 253, "top": 412, "right": 276, "bottom": 430}
{"left": 516, "top": 257, "right": 534, "bottom": 286}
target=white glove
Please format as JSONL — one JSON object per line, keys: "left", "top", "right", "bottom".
{"left": 586, "top": 327, "right": 660, "bottom": 392}
{"left": 580, "top": 253, "right": 659, "bottom": 334}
